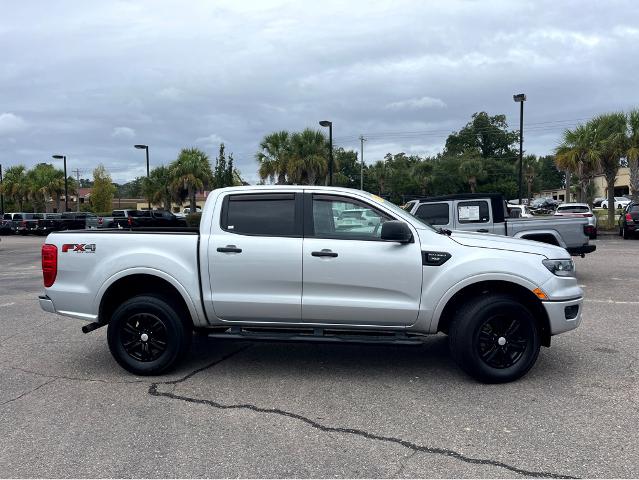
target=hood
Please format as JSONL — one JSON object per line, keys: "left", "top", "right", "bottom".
{"left": 449, "top": 231, "right": 569, "bottom": 259}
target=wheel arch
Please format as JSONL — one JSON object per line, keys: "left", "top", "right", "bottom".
{"left": 96, "top": 269, "right": 199, "bottom": 328}
{"left": 514, "top": 229, "right": 564, "bottom": 248}
{"left": 433, "top": 279, "right": 551, "bottom": 347}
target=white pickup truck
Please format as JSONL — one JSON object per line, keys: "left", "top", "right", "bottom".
{"left": 39, "top": 186, "right": 583, "bottom": 383}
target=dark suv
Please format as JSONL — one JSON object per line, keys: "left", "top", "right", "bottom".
{"left": 618, "top": 203, "right": 639, "bottom": 239}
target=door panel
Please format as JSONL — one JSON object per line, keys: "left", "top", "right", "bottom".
{"left": 302, "top": 194, "right": 423, "bottom": 326}
{"left": 208, "top": 192, "right": 303, "bottom": 322}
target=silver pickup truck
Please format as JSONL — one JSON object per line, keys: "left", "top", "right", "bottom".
{"left": 404, "top": 194, "right": 596, "bottom": 257}
{"left": 39, "top": 186, "right": 584, "bottom": 383}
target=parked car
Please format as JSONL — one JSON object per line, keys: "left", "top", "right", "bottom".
{"left": 593, "top": 197, "right": 606, "bottom": 208}
{"left": 406, "top": 193, "right": 596, "bottom": 257}
{"left": 37, "top": 212, "right": 98, "bottom": 234}
{"left": 16, "top": 213, "right": 44, "bottom": 235}
{"left": 507, "top": 205, "right": 534, "bottom": 218}
{"left": 554, "top": 203, "right": 597, "bottom": 239}
{"left": 529, "top": 197, "right": 558, "bottom": 215}
{"left": 601, "top": 197, "right": 631, "bottom": 210}
{"left": 39, "top": 186, "right": 584, "bottom": 383}
{"left": 99, "top": 209, "right": 186, "bottom": 229}
{"left": 618, "top": 203, "right": 639, "bottom": 239}
{"left": 182, "top": 207, "right": 202, "bottom": 214}
{"left": 1, "top": 213, "right": 18, "bottom": 234}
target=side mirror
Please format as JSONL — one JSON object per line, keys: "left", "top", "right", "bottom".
{"left": 381, "top": 220, "right": 413, "bottom": 243}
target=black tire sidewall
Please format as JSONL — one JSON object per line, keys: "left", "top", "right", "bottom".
{"left": 450, "top": 295, "right": 541, "bottom": 383}
{"left": 107, "top": 295, "right": 190, "bottom": 375}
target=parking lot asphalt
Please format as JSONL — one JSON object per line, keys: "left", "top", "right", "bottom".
{"left": 0, "top": 234, "right": 637, "bottom": 478}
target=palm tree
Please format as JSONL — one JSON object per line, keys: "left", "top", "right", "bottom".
{"left": 458, "top": 151, "right": 484, "bottom": 193}
{"left": 255, "top": 131, "right": 291, "bottom": 184}
{"left": 591, "top": 113, "right": 627, "bottom": 225}
{"left": 369, "top": 160, "right": 388, "bottom": 195}
{"left": 144, "top": 166, "right": 175, "bottom": 211}
{"left": 411, "top": 161, "right": 433, "bottom": 196}
{"left": 170, "top": 148, "right": 213, "bottom": 214}
{"left": 26, "top": 163, "right": 65, "bottom": 212}
{"left": 0, "top": 165, "right": 29, "bottom": 210}
{"left": 555, "top": 124, "right": 599, "bottom": 202}
{"left": 627, "top": 109, "right": 639, "bottom": 201}
{"left": 287, "top": 129, "right": 329, "bottom": 185}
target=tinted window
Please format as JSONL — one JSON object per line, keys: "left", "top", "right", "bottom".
{"left": 224, "top": 194, "right": 297, "bottom": 236}
{"left": 13, "top": 214, "right": 23, "bottom": 220}
{"left": 414, "top": 203, "right": 449, "bottom": 225}
{"left": 312, "top": 195, "right": 391, "bottom": 240}
{"left": 630, "top": 205, "right": 639, "bottom": 213}
{"left": 457, "top": 201, "right": 489, "bottom": 223}
{"left": 129, "top": 210, "right": 151, "bottom": 217}
{"left": 112, "top": 211, "right": 125, "bottom": 217}
{"left": 558, "top": 206, "right": 589, "bottom": 213}
{"left": 3, "top": 214, "right": 10, "bottom": 220}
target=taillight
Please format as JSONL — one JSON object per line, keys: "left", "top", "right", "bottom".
{"left": 626, "top": 213, "right": 634, "bottom": 223}
{"left": 42, "top": 244, "right": 58, "bottom": 287}
{"left": 583, "top": 213, "right": 593, "bottom": 217}
{"left": 583, "top": 225, "right": 595, "bottom": 235}
{"left": 98, "top": 217, "right": 103, "bottom": 225}
{"left": 127, "top": 216, "right": 132, "bottom": 226}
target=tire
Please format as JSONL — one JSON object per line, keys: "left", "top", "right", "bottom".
{"left": 449, "top": 294, "right": 541, "bottom": 383}
{"left": 619, "top": 226, "right": 623, "bottom": 237}
{"left": 107, "top": 295, "right": 192, "bottom": 375}
{"left": 623, "top": 227, "right": 630, "bottom": 240}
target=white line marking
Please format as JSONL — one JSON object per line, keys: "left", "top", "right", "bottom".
{"left": 0, "top": 302, "right": 16, "bottom": 307}
{"left": 586, "top": 299, "right": 639, "bottom": 305}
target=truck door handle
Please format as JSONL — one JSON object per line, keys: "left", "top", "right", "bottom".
{"left": 312, "top": 249, "right": 338, "bottom": 258}
{"left": 476, "top": 229, "right": 489, "bottom": 233}
{"left": 217, "top": 246, "right": 242, "bottom": 253}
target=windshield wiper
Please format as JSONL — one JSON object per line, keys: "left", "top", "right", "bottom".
{"left": 437, "top": 227, "right": 452, "bottom": 236}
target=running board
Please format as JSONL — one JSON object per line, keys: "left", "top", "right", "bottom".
{"left": 204, "top": 326, "right": 426, "bottom": 345}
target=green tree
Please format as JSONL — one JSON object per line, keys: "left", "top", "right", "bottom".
{"left": 333, "top": 148, "right": 360, "bottom": 188}
{"left": 536, "top": 155, "right": 563, "bottom": 190}
{"left": 627, "top": 109, "right": 639, "bottom": 201}
{"left": 90, "top": 165, "right": 116, "bottom": 213}
{"left": 0, "top": 165, "right": 29, "bottom": 210}
{"left": 27, "top": 163, "right": 65, "bottom": 212}
{"left": 143, "top": 166, "right": 175, "bottom": 211}
{"left": 555, "top": 123, "right": 600, "bottom": 203}
{"left": 288, "top": 129, "right": 329, "bottom": 185}
{"left": 445, "top": 112, "right": 518, "bottom": 160}
{"left": 458, "top": 152, "right": 484, "bottom": 193}
{"left": 256, "top": 130, "right": 291, "bottom": 184}
{"left": 170, "top": 148, "right": 213, "bottom": 213}
{"left": 591, "top": 112, "right": 627, "bottom": 224}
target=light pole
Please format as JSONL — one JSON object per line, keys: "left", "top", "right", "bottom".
{"left": 513, "top": 93, "right": 526, "bottom": 205}
{"left": 134, "top": 144, "right": 151, "bottom": 210}
{"left": 52, "top": 155, "right": 68, "bottom": 212}
{"left": 319, "top": 120, "right": 333, "bottom": 186}
{"left": 0, "top": 163, "right": 4, "bottom": 215}
{"left": 359, "top": 135, "right": 366, "bottom": 190}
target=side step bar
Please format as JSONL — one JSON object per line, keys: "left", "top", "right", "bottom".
{"left": 204, "top": 326, "right": 426, "bottom": 346}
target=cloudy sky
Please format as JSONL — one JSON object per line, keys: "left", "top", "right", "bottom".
{"left": 1, "top": 0, "right": 638, "bottom": 183}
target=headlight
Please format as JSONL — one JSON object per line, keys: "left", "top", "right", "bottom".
{"left": 542, "top": 259, "right": 576, "bottom": 277}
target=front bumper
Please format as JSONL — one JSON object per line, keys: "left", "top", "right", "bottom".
{"left": 38, "top": 295, "right": 56, "bottom": 314}
{"left": 542, "top": 297, "right": 583, "bottom": 335}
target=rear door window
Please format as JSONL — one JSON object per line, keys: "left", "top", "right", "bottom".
{"left": 222, "top": 193, "right": 299, "bottom": 237}
{"left": 414, "top": 203, "right": 450, "bottom": 225}
{"left": 457, "top": 200, "right": 490, "bottom": 223}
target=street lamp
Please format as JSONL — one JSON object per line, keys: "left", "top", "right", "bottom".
{"left": 52, "top": 154, "right": 68, "bottom": 212}
{"left": 0, "top": 163, "right": 4, "bottom": 215}
{"left": 513, "top": 93, "right": 526, "bottom": 205}
{"left": 134, "top": 144, "right": 151, "bottom": 210}
{"left": 319, "top": 120, "right": 333, "bottom": 186}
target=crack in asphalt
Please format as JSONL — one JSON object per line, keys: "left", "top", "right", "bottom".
{"left": 5, "top": 365, "right": 147, "bottom": 385}
{"left": 394, "top": 450, "right": 419, "bottom": 477}
{"left": 148, "top": 346, "right": 578, "bottom": 479}
{"left": 0, "top": 378, "right": 57, "bottom": 406}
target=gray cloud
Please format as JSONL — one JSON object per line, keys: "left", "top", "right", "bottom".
{"left": 1, "top": 0, "right": 638, "bottom": 183}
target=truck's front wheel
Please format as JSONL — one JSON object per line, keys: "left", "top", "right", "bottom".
{"left": 449, "top": 294, "right": 540, "bottom": 383}
{"left": 107, "top": 295, "right": 192, "bottom": 375}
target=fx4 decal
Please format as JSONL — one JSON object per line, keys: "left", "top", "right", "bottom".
{"left": 62, "top": 243, "right": 96, "bottom": 253}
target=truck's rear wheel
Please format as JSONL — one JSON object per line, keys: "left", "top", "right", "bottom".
{"left": 449, "top": 294, "right": 540, "bottom": 383}
{"left": 107, "top": 295, "right": 191, "bottom": 375}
